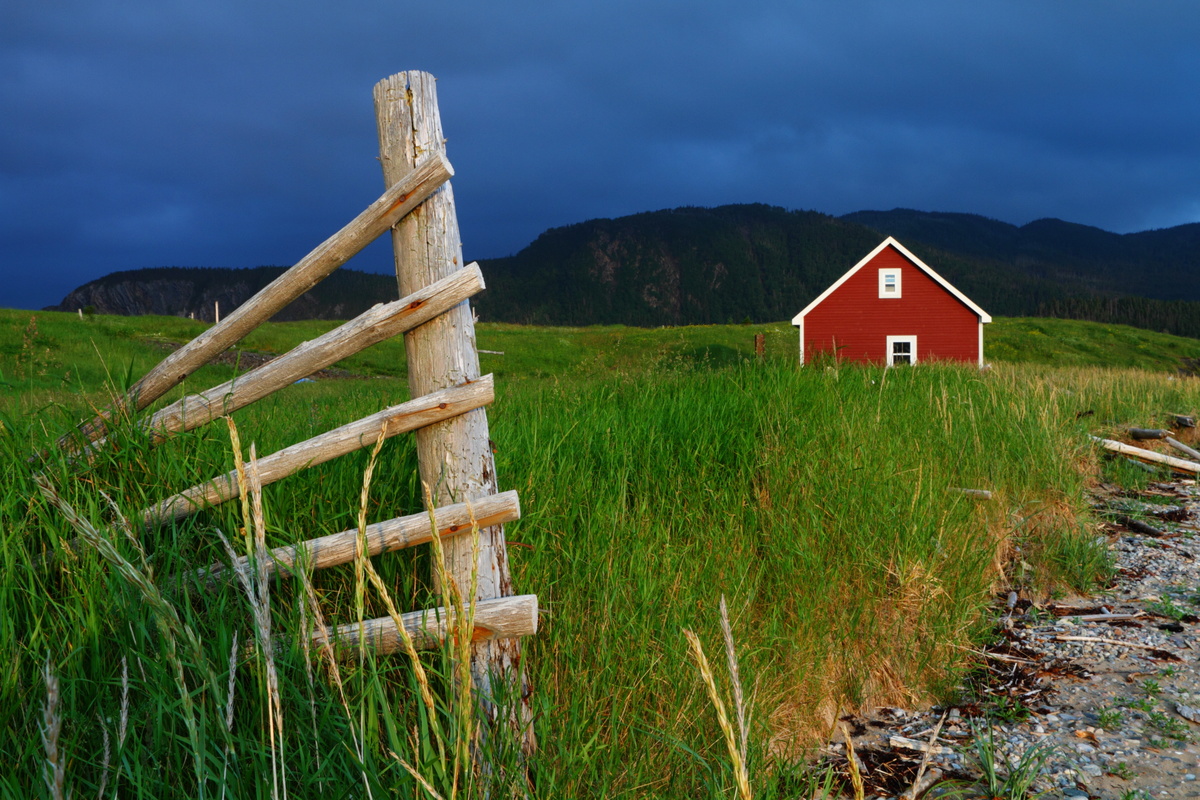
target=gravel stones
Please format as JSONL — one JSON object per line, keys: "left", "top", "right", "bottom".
{"left": 833, "top": 479, "right": 1200, "bottom": 799}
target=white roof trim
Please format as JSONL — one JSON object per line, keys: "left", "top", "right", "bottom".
{"left": 791, "top": 236, "right": 992, "bottom": 325}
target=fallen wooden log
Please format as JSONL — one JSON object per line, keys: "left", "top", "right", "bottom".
{"left": 1054, "top": 635, "right": 1177, "bottom": 654}
{"left": 139, "top": 376, "right": 493, "bottom": 528}
{"left": 1129, "top": 428, "right": 1170, "bottom": 440}
{"left": 1123, "top": 457, "right": 1159, "bottom": 474}
{"left": 1167, "top": 437, "right": 1200, "bottom": 462}
{"left": 949, "top": 487, "right": 993, "bottom": 500}
{"left": 209, "top": 491, "right": 520, "bottom": 580}
{"left": 141, "top": 264, "right": 485, "bottom": 443}
{"left": 1115, "top": 515, "right": 1173, "bottom": 538}
{"left": 888, "top": 736, "right": 952, "bottom": 755}
{"left": 1075, "top": 612, "right": 1145, "bottom": 622}
{"left": 1091, "top": 436, "right": 1200, "bottom": 474}
{"left": 316, "top": 594, "right": 539, "bottom": 654}
{"left": 56, "top": 153, "right": 453, "bottom": 452}
{"left": 1172, "top": 414, "right": 1196, "bottom": 429}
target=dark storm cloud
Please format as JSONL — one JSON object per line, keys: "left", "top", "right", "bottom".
{"left": 3, "top": 0, "right": 1200, "bottom": 310}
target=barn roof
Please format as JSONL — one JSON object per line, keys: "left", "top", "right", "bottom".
{"left": 791, "top": 236, "right": 992, "bottom": 325}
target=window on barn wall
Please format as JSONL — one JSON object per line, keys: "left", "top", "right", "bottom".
{"left": 886, "top": 335, "right": 917, "bottom": 366}
{"left": 878, "top": 268, "right": 902, "bottom": 298}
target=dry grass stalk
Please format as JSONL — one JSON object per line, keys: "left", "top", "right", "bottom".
{"left": 683, "top": 627, "right": 751, "bottom": 800}
{"left": 903, "top": 712, "right": 945, "bottom": 800}
{"left": 719, "top": 595, "right": 748, "bottom": 765}
{"left": 118, "top": 656, "right": 128, "bottom": 749}
{"left": 97, "top": 712, "right": 111, "bottom": 798}
{"left": 296, "top": 565, "right": 372, "bottom": 800}
{"left": 41, "top": 656, "right": 64, "bottom": 800}
{"left": 223, "top": 417, "right": 286, "bottom": 800}
{"left": 840, "top": 723, "right": 865, "bottom": 800}
{"left": 423, "top": 482, "right": 483, "bottom": 790}
{"left": 35, "top": 474, "right": 210, "bottom": 794}
{"left": 224, "top": 631, "right": 239, "bottom": 735}
{"left": 353, "top": 442, "right": 447, "bottom": 764}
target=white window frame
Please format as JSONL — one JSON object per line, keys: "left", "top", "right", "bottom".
{"left": 886, "top": 335, "right": 917, "bottom": 366}
{"left": 878, "top": 268, "right": 902, "bottom": 298}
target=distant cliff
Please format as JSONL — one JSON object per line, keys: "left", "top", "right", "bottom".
{"left": 49, "top": 266, "right": 396, "bottom": 322}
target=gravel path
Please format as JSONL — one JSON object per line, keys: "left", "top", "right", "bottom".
{"left": 831, "top": 479, "right": 1200, "bottom": 799}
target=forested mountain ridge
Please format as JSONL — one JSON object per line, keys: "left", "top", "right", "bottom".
{"left": 472, "top": 204, "right": 1093, "bottom": 325}
{"left": 49, "top": 266, "right": 396, "bottom": 322}
{"left": 47, "top": 204, "right": 1200, "bottom": 337}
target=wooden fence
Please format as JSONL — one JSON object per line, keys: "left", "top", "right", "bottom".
{"left": 49, "top": 71, "right": 537, "bottom": 748}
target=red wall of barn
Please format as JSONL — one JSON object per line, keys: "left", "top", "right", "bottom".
{"left": 803, "top": 246, "right": 980, "bottom": 365}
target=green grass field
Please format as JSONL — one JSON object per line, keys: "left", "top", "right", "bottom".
{"left": 2, "top": 308, "right": 1199, "bottom": 798}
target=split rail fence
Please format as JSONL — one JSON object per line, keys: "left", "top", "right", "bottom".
{"left": 45, "top": 71, "right": 536, "bottom": 747}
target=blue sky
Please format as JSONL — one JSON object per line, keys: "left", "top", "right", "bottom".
{"left": 3, "top": 1, "right": 1199, "bottom": 310}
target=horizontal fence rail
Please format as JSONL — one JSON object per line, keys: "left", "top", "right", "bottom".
{"left": 140, "top": 375, "right": 495, "bottom": 528}
{"left": 317, "top": 594, "right": 539, "bottom": 655}
{"left": 207, "top": 490, "right": 521, "bottom": 580}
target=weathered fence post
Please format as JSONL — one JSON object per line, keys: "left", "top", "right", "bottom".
{"left": 374, "top": 71, "right": 534, "bottom": 751}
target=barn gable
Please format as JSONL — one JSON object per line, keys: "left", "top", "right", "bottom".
{"left": 792, "top": 237, "right": 991, "bottom": 367}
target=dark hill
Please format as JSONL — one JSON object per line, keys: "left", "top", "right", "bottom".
{"left": 50, "top": 266, "right": 396, "bottom": 322}
{"left": 48, "top": 204, "right": 1200, "bottom": 338}
{"left": 472, "top": 204, "right": 1074, "bottom": 325}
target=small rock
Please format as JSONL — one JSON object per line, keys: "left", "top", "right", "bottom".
{"left": 1178, "top": 703, "right": 1200, "bottom": 724}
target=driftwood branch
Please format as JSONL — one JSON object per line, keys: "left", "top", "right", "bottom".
{"left": 139, "top": 376, "right": 494, "bottom": 528}
{"left": 1054, "top": 635, "right": 1177, "bottom": 653}
{"left": 141, "top": 264, "right": 485, "bottom": 443}
{"left": 1092, "top": 436, "right": 1200, "bottom": 474}
{"left": 1114, "top": 515, "right": 1173, "bottom": 538}
{"left": 1167, "top": 437, "right": 1200, "bottom": 463}
{"left": 59, "top": 153, "right": 453, "bottom": 450}
{"left": 949, "top": 487, "right": 993, "bottom": 500}
{"left": 209, "top": 490, "right": 520, "bottom": 580}
{"left": 317, "top": 594, "right": 539, "bottom": 655}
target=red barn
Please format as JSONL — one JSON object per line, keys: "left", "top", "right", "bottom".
{"left": 793, "top": 237, "right": 991, "bottom": 367}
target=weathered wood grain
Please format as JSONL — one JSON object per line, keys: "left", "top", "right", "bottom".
{"left": 1166, "top": 436, "right": 1200, "bottom": 463}
{"left": 212, "top": 490, "right": 520, "bottom": 579}
{"left": 139, "top": 375, "right": 493, "bottom": 528}
{"left": 375, "top": 70, "right": 532, "bottom": 746}
{"left": 144, "top": 264, "right": 484, "bottom": 441}
{"left": 1093, "top": 436, "right": 1200, "bottom": 474}
{"left": 317, "top": 594, "right": 538, "bottom": 655}
{"left": 61, "top": 153, "right": 453, "bottom": 449}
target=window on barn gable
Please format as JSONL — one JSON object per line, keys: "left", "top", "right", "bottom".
{"left": 878, "top": 268, "right": 902, "bottom": 298}
{"left": 886, "top": 335, "right": 917, "bottom": 366}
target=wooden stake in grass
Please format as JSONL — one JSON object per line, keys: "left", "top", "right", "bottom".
{"left": 375, "top": 71, "right": 533, "bottom": 754}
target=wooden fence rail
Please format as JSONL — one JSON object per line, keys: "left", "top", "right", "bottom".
{"left": 59, "top": 153, "right": 453, "bottom": 450}
{"left": 317, "top": 594, "right": 538, "bottom": 655}
{"left": 140, "top": 264, "right": 485, "bottom": 443}
{"left": 140, "top": 376, "right": 494, "bottom": 528}
{"left": 208, "top": 490, "right": 521, "bottom": 580}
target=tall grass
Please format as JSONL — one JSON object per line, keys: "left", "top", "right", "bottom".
{"left": 3, "top": 334, "right": 1200, "bottom": 796}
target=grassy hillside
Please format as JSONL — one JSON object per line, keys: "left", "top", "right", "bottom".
{"left": 3, "top": 308, "right": 1200, "bottom": 796}
{"left": 5, "top": 309, "right": 1200, "bottom": 414}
